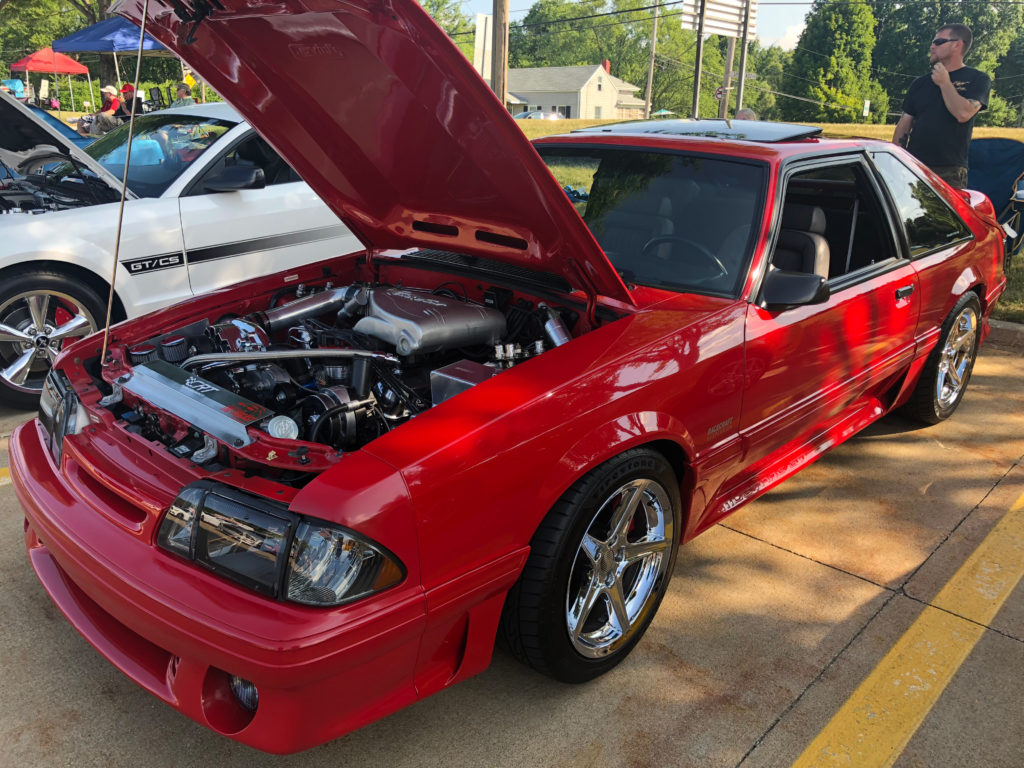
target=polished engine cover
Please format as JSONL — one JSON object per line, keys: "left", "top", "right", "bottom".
{"left": 354, "top": 288, "right": 506, "bottom": 355}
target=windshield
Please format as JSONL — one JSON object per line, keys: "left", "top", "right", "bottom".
{"left": 538, "top": 147, "right": 767, "bottom": 296}
{"left": 83, "top": 113, "right": 235, "bottom": 197}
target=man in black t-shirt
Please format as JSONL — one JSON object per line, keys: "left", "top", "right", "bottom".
{"left": 892, "top": 23, "right": 990, "bottom": 188}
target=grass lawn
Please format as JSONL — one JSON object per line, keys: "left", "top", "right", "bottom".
{"left": 998, "top": 255, "right": 1024, "bottom": 323}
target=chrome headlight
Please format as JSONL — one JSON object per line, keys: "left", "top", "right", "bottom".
{"left": 38, "top": 370, "right": 86, "bottom": 463}
{"left": 157, "top": 481, "right": 405, "bottom": 605}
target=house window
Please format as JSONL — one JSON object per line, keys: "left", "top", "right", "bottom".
{"left": 552, "top": 105, "right": 570, "bottom": 117}
{"left": 594, "top": 106, "right": 602, "bottom": 119}
{"left": 597, "top": 79, "right": 603, "bottom": 92}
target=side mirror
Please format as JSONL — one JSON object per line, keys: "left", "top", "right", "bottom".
{"left": 761, "top": 268, "right": 830, "bottom": 310}
{"left": 204, "top": 165, "right": 266, "bottom": 192}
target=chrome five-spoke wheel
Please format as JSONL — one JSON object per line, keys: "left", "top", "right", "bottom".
{"left": 566, "top": 478, "right": 673, "bottom": 658}
{"left": 905, "top": 292, "right": 981, "bottom": 424}
{"left": 934, "top": 303, "right": 978, "bottom": 410}
{"left": 0, "top": 272, "right": 105, "bottom": 409}
{"left": 500, "top": 448, "right": 681, "bottom": 683}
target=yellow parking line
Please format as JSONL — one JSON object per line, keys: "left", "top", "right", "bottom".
{"left": 793, "top": 488, "right": 1024, "bottom": 768}
{"left": 0, "top": 467, "right": 9, "bottom": 487}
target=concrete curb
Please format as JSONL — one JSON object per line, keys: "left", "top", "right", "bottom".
{"left": 989, "top": 319, "right": 1024, "bottom": 352}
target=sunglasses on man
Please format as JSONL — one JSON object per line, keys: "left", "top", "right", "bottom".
{"left": 931, "top": 37, "right": 960, "bottom": 46}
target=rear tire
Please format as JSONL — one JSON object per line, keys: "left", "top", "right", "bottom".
{"left": 0, "top": 271, "right": 105, "bottom": 410}
{"left": 500, "top": 448, "right": 681, "bottom": 683}
{"left": 904, "top": 293, "right": 981, "bottom": 424}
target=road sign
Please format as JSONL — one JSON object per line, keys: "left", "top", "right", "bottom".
{"left": 714, "top": 86, "right": 725, "bottom": 101}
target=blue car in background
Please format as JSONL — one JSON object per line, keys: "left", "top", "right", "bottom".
{"left": 27, "top": 104, "right": 93, "bottom": 150}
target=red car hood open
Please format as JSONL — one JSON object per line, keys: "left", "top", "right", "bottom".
{"left": 112, "top": 0, "right": 632, "bottom": 304}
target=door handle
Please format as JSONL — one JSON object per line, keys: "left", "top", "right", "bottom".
{"left": 895, "top": 285, "right": 915, "bottom": 300}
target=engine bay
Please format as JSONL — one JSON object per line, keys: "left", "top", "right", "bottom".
{"left": 98, "top": 278, "right": 585, "bottom": 484}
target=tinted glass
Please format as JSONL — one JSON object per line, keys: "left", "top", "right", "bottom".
{"left": 872, "top": 153, "right": 971, "bottom": 257}
{"left": 538, "top": 147, "right": 766, "bottom": 296}
{"left": 83, "top": 113, "right": 235, "bottom": 197}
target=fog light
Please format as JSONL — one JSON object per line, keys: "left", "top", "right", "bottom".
{"left": 229, "top": 675, "right": 259, "bottom": 712}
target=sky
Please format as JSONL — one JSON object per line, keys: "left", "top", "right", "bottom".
{"left": 461, "top": 0, "right": 809, "bottom": 50}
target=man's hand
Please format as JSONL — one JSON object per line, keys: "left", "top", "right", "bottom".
{"left": 931, "top": 62, "right": 952, "bottom": 87}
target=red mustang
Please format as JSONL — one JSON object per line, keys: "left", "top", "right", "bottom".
{"left": 10, "top": 0, "right": 1006, "bottom": 754}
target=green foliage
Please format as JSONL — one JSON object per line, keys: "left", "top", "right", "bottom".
{"left": 871, "top": 0, "right": 1024, "bottom": 122}
{"left": 420, "top": 0, "right": 474, "bottom": 59}
{"left": 783, "top": 0, "right": 889, "bottom": 123}
{"left": 737, "top": 40, "right": 791, "bottom": 120}
{"left": 975, "top": 93, "right": 1018, "bottom": 127}
{"left": 0, "top": 0, "right": 83, "bottom": 71}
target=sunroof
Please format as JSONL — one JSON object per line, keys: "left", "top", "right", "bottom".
{"left": 573, "top": 119, "right": 823, "bottom": 143}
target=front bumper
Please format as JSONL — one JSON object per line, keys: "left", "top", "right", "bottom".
{"left": 11, "top": 420, "right": 428, "bottom": 754}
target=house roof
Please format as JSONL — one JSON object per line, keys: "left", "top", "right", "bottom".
{"left": 508, "top": 65, "right": 640, "bottom": 95}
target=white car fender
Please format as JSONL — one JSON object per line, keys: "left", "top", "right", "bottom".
{"left": 0, "top": 198, "right": 191, "bottom": 320}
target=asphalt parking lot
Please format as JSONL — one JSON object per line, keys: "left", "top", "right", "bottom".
{"left": 1, "top": 325, "right": 1022, "bottom": 768}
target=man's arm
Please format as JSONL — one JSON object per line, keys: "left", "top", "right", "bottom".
{"left": 931, "top": 63, "right": 983, "bottom": 123}
{"left": 892, "top": 113, "right": 915, "bottom": 147}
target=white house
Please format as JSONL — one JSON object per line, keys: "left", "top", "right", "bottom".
{"left": 506, "top": 62, "right": 645, "bottom": 119}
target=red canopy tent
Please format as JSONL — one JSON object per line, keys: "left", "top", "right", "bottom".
{"left": 9, "top": 47, "right": 90, "bottom": 112}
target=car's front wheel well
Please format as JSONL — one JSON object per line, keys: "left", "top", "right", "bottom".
{"left": 0, "top": 261, "right": 126, "bottom": 324}
{"left": 641, "top": 438, "right": 692, "bottom": 504}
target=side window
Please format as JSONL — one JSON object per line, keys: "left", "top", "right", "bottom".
{"left": 776, "top": 161, "right": 897, "bottom": 283}
{"left": 872, "top": 152, "right": 972, "bottom": 257}
{"left": 189, "top": 135, "right": 299, "bottom": 195}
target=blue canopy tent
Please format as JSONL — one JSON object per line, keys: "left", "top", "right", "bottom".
{"left": 52, "top": 17, "right": 167, "bottom": 56}
{"left": 53, "top": 18, "right": 173, "bottom": 109}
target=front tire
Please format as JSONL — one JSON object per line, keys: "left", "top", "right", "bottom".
{"left": 500, "top": 448, "right": 681, "bottom": 683}
{"left": 0, "top": 271, "right": 105, "bottom": 410}
{"left": 904, "top": 293, "right": 981, "bottom": 424}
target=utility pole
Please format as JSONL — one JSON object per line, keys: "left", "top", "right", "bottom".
{"left": 644, "top": 1, "right": 660, "bottom": 119}
{"left": 691, "top": 0, "right": 706, "bottom": 118}
{"left": 718, "top": 36, "right": 735, "bottom": 118}
{"left": 491, "top": 0, "right": 510, "bottom": 110}
{"left": 736, "top": 0, "right": 752, "bottom": 111}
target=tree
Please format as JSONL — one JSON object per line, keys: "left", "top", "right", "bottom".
{"left": 421, "top": 0, "right": 475, "bottom": 59}
{"left": 734, "top": 40, "right": 791, "bottom": 120}
{"left": 994, "top": 32, "right": 1024, "bottom": 126}
{"left": 783, "top": 0, "right": 889, "bottom": 123}
{"left": 871, "top": 1, "right": 1024, "bottom": 124}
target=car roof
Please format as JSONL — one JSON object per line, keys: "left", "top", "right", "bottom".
{"left": 156, "top": 101, "right": 241, "bottom": 123}
{"left": 537, "top": 119, "right": 888, "bottom": 161}
{"left": 573, "top": 119, "right": 822, "bottom": 142}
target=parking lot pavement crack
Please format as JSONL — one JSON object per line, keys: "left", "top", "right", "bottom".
{"left": 896, "top": 452, "right": 1024, "bottom": 594}
{"left": 717, "top": 523, "right": 896, "bottom": 592}
{"left": 733, "top": 589, "right": 901, "bottom": 768}
{"left": 898, "top": 592, "right": 1024, "bottom": 644}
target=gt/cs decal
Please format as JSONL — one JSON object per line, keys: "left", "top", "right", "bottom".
{"left": 124, "top": 254, "right": 183, "bottom": 274}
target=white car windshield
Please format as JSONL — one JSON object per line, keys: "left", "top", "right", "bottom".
{"left": 84, "top": 113, "right": 236, "bottom": 197}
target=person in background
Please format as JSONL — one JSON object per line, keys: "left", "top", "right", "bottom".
{"left": 891, "top": 23, "right": 990, "bottom": 188}
{"left": 735, "top": 108, "right": 758, "bottom": 120}
{"left": 77, "top": 85, "right": 120, "bottom": 136}
{"left": 115, "top": 83, "right": 143, "bottom": 121}
{"left": 169, "top": 82, "right": 195, "bottom": 108}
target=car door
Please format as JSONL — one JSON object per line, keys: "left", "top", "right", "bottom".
{"left": 739, "top": 155, "right": 920, "bottom": 472}
{"left": 869, "top": 151, "right": 978, "bottom": 348}
{"left": 177, "top": 132, "right": 359, "bottom": 295}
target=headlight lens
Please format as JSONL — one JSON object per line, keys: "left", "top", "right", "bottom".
{"left": 287, "top": 521, "right": 405, "bottom": 606}
{"left": 157, "top": 481, "right": 404, "bottom": 605}
{"left": 38, "top": 370, "right": 86, "bottom": 462}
